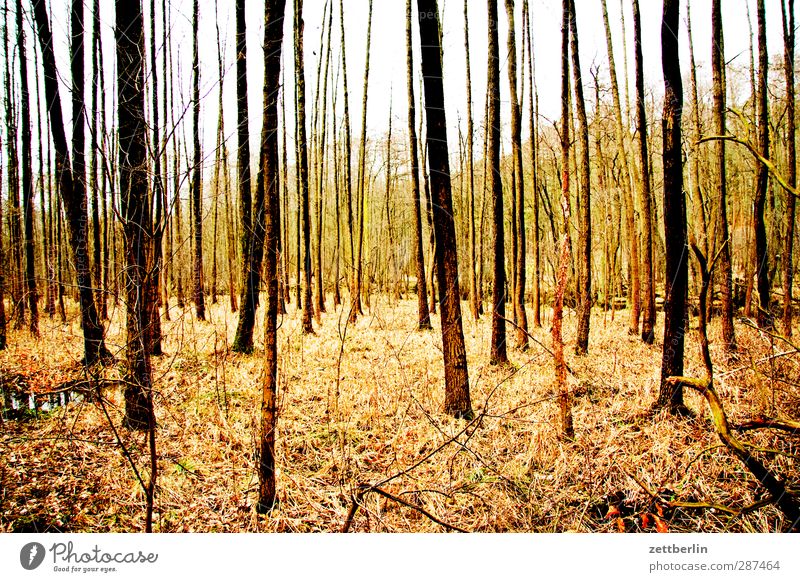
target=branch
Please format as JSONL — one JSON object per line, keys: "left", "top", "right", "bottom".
{"left": 665, "top": 376, "right": 800, "bottom": 531}
{"left": 697, "top": 135, "right": 799, "bottom": 199}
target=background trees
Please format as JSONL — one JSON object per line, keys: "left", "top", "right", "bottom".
{"left": 2, "top": 0, "right": 798, "bottom": 533}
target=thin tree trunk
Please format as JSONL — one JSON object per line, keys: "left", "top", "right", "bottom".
{"left": 505, "top": 0, "right": 529, "bottom": 350}
{"left": 464, "top": 0, "right": 479, "bottom": 321}
{"left": 406, "top": 0, "right": 431, "bottom": 330}
{"left": 555, "top": 0, "right": 574, "bottom": 439}
{"left": 191, "top": 0, "right": 205, "bottom": 320}
{"left": 781, "top": 0, "right": 795, "bottom": 337}
{"left": 116, "top": 0, "right": 157, "bottom": 535}
{"left": 146, "top": 0, "right": 163, "bottom": 354}
{"left": 256, "top": 0, "right": 286, "bottom": 513}
{"left": 523, "top": 0, "right": 540, "bottom": 328}
{"left": 657, "top": 0, "right": 689, "bottom": 413}
{"left": 754, "top": 0, "right": 771, "bottom": 329}
{"left": 601, "top": 0, "right": 639, "bottom": 336}
{"left": 231, "top": 0, "right": 255, "bottom": 351}
{"left": 4, "top": 8, "right": 24, "bottom": 328}
{"left": 569, "top": 0, "right": 590, "bottom": 355}
{"left": 0, "top": 85, "right": 6, "bottom": 349}
{"left": 17, "top": 0, "right": 39, "bottom": 336}
{"left": 633, "top": 0, "right": 655, "bottom": 345}
{"left": 315, "top": 3, "right": 333, "bottom": 320}
{"left": 296, "top": 0, "right": 315, "bottom": 334}
{"left": 34, "top": 30, "right": 50, "bottom": 322}
{"left": 352, "top": 0, "right": 375, "bottom": 322}
{"left": 712, "top": 0, "right": 736, "bottom": 349}
{"left": 32, "top": 0, "right": 110, "bottom": 365}
{"left": 416, "top": 0, "right": 472, "bottom": 419}
{"left": 488, "top": 0, "right": 508, "bottom": 366}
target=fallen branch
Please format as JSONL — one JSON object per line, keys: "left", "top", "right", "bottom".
{"left": 665, "top": 375, "right": 800, "bottom": 531}
{"left": 341, "top": 483, "right": 467, "bottom": 533}
{"left": 733, "top": 416, "right": 800, "bottom": 433}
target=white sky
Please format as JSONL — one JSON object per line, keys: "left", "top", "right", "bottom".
{"left": 16, "top": 0, "right": 793, "bottom": 173}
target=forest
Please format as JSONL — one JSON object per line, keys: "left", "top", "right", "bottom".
{"left": 1, "top": 0, "right": 799, "bottom": 534}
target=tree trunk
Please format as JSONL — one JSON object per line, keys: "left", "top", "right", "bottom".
{"left": 633, "top": 0, "right": 655, "bottom": 345}
{"left": 464, "top": 0, "right": 479, "bottom": 322}
{"left": 554, "top": 0, "right": 574, "bottom": 439}
{"left": 0, "top": 98, "right": 6, "bottom": 349}
{"left": 416, "top": 0, "right": 472, "bottom": 419}
{"left": 505, "top": 0, "right": 529, "bottom": 350}
{"left": 231, "top": 0, "right": 257, "bottom": 350}
{"left": 600, "top": 0, "right": 639, "bottom": 336}
{"left": 191, "top": 0, "right": 205, "bottom": 321}
{"left": 781, "top": 0, "right": 795, "bottom": 337}
{"left": 296, "top": 0, "right": 315, "bottom": 335}
{"left": 568, "top": 0, "right": 590, "bottom": 355}
{"left": 407, "top": 0, "right": 432, "bottom": 330}
{"left": 488, "top": 0, "right": 508, "bottom": 366}
{"left": 352, "top": 0, "right": 375, "bottom": 322}
{"left": 754, "top": 0, "right": 772, "bottom": 330}
{"left": 256, "top": 0, "right": 286, "bottom": 514}
{"left": 17, "top": 0, "right": 39, "bottom": 336}
{"left": 116, "top": 0, "right": 157, "bottom": 534}
{"left": 32, "top": 0, "right": 110, "bottom": 366}
{"left": 712, "top": 0, "right": 736, "bottom": 349}
{"left": 657, "top": 0, "right": 689, "bottom": 413}
{"left": 523, "top": 0, "right": 540, "bottom": 328}
{"left": 5, "top": 8, "right": 24, "bottom": 328}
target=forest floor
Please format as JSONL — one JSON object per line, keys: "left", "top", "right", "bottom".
{"left": 1, "top": 295, "right": 799, "bottom": 533}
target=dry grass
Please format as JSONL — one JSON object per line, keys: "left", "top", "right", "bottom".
{"left": 1, "top": 295, "right": 799, "bottom": 533}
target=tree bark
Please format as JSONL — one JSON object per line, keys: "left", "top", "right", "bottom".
{"left": 257, "top": 0, "right": 286, "bottom": 514}
{"left": 657, "top": 0, "right": 689, "bottom": 413}
{"left": 506, "top": 0, "right": 529, "bottom": 350}
{"left": 231, "top": 0, "right": 256, "bottom": 351}
{"left": 191, "top": 0, "right": 205, "bottom": 320}
{"left": 465, "top": 0, "right": 479, "bottom": 322}
{"left": 296, "top": 0, "right": 315, "bottom": 334}
{"left": 712, "top": 0, "right": 736, "bottom": 349}
{"left": 600, "top": 0, "right": 639, "bottom": 336}
{"left": 633, "top": 0, "right": 655, "bottom": 345}
{"left": 781, "top": 0, "right": 795, "bottom": 337}
{"left": 416, "top": 0, "right": 472, "bottom": 419}
{"left": 17, "top": 0, "right": 39, "bottom": 336}
{"left": 488, "top": 0, "right": 508, "bottom": 366}
{"left": 407, "top": 0, "right": 432, "bottom": 330}
{"left": 352, "top": 0, "right": 375, "bottom": 322}
{"left": 116, "top": 0, "right": 155, "bottom": 433}
{"left": 569, "top": 0, "right": 591, "bottom": 355}
{"left": 523, "top": 0, "right": 540, "bottom": 328}
{"left": 32, "top": 0, "right": 110, "bottom": 366}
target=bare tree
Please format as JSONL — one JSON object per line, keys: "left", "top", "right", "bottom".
{"left": 256, "top": 0, "right": 287, "bottom": 514}
{"left": 712, "top": 0, "right": 736, "bottom": 349}
{"left": 633, "top": 0, "right": 655, "bottom": 345}
{"left": 416, "top": 0, "right": 473, "bottom": 419}
{"left": 487, "top": 0, "right": 508, "bottom": 366}
{"left": 554, "top": 0, "right": 574, "bottom": 438}
{"left": 406, "top": 0, "right": 431, "bottom": 330}
{"left": 296, "top": 0, "right": 315, "bottom": 334}
{"left": 569, "top": 0, "right": 591, "bottom": 355}
{"left": 32, "top": 0, "right": 111, "bottom": 365}
{"left": 231, "top": 0, "right": 257, "bottom": 352}
{"left": 657, "top": 0, "right": 689, "bottom": 414}
{"left": 17, "top": 0, "right": 39, "bottom": 336}
{"left": 191, "top": 0, "right": 205, "bottom": 320}
{"left": 781, "top": 0, "right": 795, "bottom": 336}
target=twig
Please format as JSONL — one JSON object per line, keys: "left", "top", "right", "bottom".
{"left": 342, "top": 483, "right": 467, "bottom": 533}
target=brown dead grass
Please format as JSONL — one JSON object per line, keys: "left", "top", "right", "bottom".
{"left": 1, "top": 295, "right": 799, "bottom": 532}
